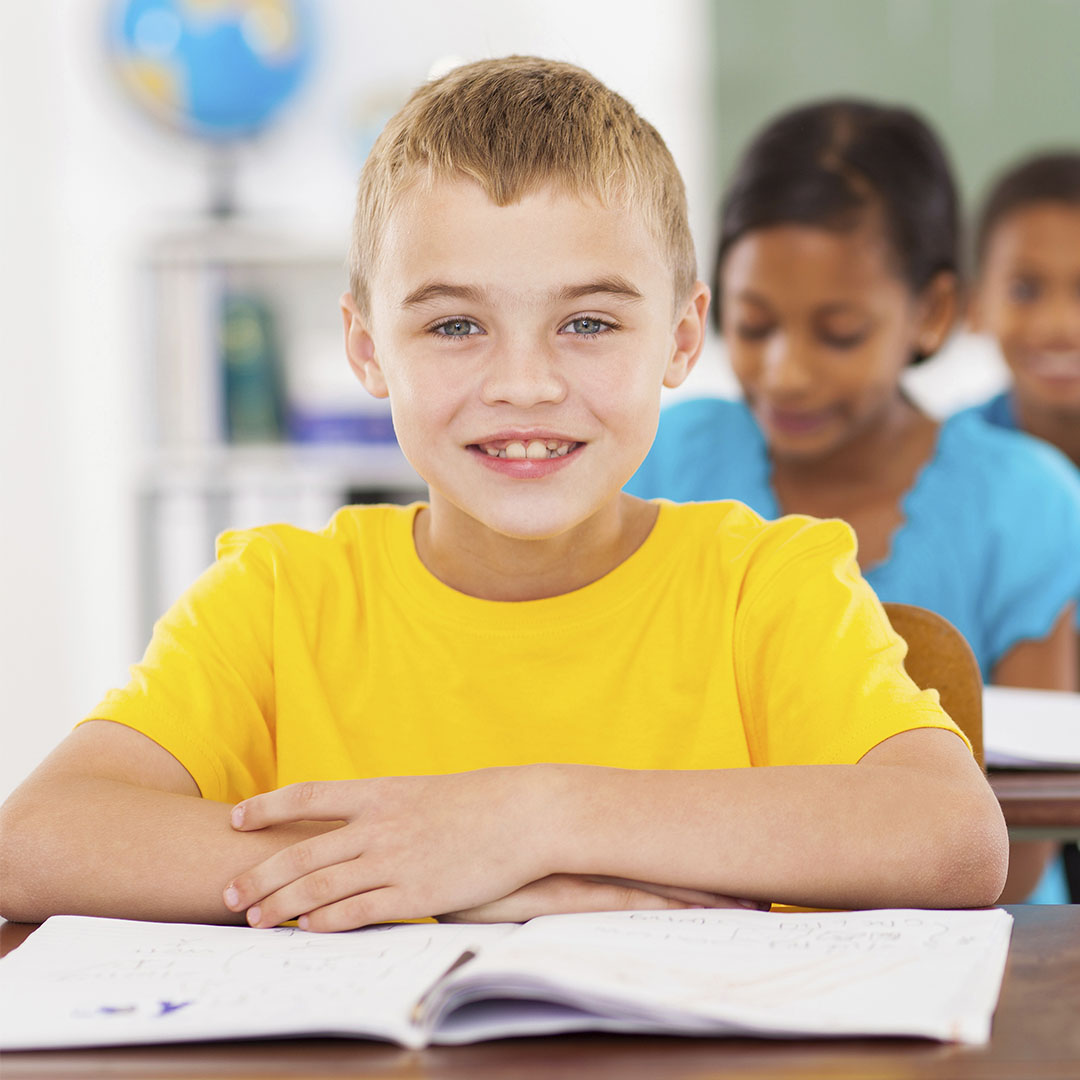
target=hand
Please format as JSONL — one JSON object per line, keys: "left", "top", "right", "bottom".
{"left": 440, "top": 874, "right": 768, "bottom": 923}
{"left": 223, "top": 769, "right": 550, "bottom": 932}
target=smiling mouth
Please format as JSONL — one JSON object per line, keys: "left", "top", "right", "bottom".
{"left": 470, "top": 438, "right": 581, "bottom": 460}
{"left": 1023, "top": 353, "right": 1080, "bottom": 380}
{"left": 759, "top": 405, "right": 834, "bottom": 435}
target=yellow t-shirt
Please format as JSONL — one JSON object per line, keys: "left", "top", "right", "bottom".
{"left": 87, "top": 501, "right": 966, "bottom": 802}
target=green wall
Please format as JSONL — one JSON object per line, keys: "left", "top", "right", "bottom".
{"left": 710, "top": 0, "right": 1080, "bottom": 217}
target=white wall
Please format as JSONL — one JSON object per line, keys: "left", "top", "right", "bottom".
{"left": 0, "top": 0, "right": 715, "bottom": 800}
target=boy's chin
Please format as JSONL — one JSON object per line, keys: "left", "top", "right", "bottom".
{"left": 449, "top": 498, "right": 597, "bottom": 544}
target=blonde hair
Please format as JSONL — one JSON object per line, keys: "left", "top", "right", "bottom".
{"left": 348, "top": 56, "right": 696, "bottom": 316}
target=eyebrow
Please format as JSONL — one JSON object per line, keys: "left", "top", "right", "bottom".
{"left": 401, "top": 282, "right": 487, "bottom": 309}
{"left": 400, "top": 276, "right": 645, "bottom": 309}
{"left": 555, "top": 276, "right": 644, "bottom": 304}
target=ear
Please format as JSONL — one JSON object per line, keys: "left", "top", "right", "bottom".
{"left": 341, "top": 291, "right": 388, "bottom": 399}
{"left": 664, "top": 280, "right": 711, "bottom": 389}
{"left": 913, "top": 270, "right": 960, "bottom": 357}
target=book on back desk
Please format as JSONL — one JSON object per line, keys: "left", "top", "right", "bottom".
{"left": 0, "top": 907, "right": 1012, "bottom": 1050}
{"left": 983, "top": 686, "right": 1080, "bottom": 769}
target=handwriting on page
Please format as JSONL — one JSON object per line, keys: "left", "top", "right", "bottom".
{"left": 450, "top": 907, "right": 1012, "bottom": 1030}
{"left": 0, "top": 917, "right": 509, "bottom": 1047}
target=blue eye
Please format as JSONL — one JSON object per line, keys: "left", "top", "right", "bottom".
{"left": 432, "top": 318, "right": 482, "bottom": 338}
{"left": 562, "top": 316, "right": 616, "bottom": 337}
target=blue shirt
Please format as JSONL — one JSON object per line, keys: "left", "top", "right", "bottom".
{"left": 628, "top": 397, "right": 1080, "bottom": 682}
{"left": 964, "top": 390, "right": 1017, "bottom": 430}
{"left": 960, "top": 391, "right": 1080, "bottom": 634}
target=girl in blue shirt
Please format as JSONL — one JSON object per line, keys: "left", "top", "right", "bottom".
{"left": 629, "top": 100, "right": 1080, "bottom": 903}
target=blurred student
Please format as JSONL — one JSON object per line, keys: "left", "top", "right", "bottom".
{"left": 628, "top": 100, "right": 1080, "bottom": 904}
{"left": 966, "top": 152, "right": 1080, "bottom": 469}
{"left": 964, "top": 152, "right": 1080, "bottom": 904}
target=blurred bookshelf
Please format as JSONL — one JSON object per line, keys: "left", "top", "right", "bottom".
{"left": 135, "top": 222, "right": 424, "bottom": 642}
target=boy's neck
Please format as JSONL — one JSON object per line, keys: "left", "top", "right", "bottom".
{"left": 413, "top": 494, "right": 659, "bottom": 602}
{"left": 1013, "top": 396, "right": 1080, "bottom": 468}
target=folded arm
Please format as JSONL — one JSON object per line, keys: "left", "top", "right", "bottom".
{"left": 0, "top": 721, "right": 747, "bottom": 925}
{"left": 223, "top": 726, "right": 1007, "bottom": 930}
{"left": 0, "top": 721, "right": 338, "bottom": 924}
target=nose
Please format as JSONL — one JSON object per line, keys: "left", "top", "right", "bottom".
{"left": 759, "top": 332, "right": 816, "bottom": 398}
{"left": 1031, "top": 289, "right": 1080, "bottom": 347}
{"left": 480, "top": 338, "right": 567, "bottom": 408}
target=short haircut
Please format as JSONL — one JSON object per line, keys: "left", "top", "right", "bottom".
{"left": 348, "top": 56, "right": 696, "bottom": 318}
{"left": 714, "top": 99, "right": 959, "bottom": 362}
{"left": 974, "top": 151, "right": 1080, "bottom": 266}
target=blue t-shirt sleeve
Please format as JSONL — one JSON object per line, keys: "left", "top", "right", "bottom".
{"left": 980, "top": 435, "right": 1080, "bottom": 659}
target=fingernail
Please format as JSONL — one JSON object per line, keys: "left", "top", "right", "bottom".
{"left": 298, "top": 915, "right": 309, "bottom": 930}
{"left": 737, "top": 899, "right": 768, "bottom": 910}
{"left": 231, "top": 804, "right": 245, "bottom": 828}
{"left": 247, "top": 906, "right": 261, "bottom": 926}
{"left": 223, "top": 886, "right": 239, "bottom": 909}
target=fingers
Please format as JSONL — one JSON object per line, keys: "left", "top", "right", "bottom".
{"left": 231, "top": 781, "right": 355, "bottom": 830}
{"left": 585, "top": 875, "right": 769, "bottom": 910}
{"left": 441, "top": 874, "right": 705, "bottom": 924}
{"left": 296, "top": 888, "right": 417, "bottom": 933}
{"left": 224, "top": 827, "right": 378, "bottom": 926}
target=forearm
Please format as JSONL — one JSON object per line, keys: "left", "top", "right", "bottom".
{"left": 540, "top": 758, "right": 1006, "bottom": 910}
{"left": 0, "top": 775, "right": 334, "bottom": 924}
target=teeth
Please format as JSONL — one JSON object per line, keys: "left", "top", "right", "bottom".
{"left": 481, "top": 439, "right": 576, "bottom": 460}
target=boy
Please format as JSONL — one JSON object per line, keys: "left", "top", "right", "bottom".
{"left": 0, "top": 58, "right": 1006, "bottom": 929}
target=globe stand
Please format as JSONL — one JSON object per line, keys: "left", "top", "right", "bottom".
{"left": 207, "top": 144, "right": 239, "bottom": 219}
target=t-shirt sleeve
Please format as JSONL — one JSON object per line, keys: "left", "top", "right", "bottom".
{"left": 981, "top": 440, "right": 1080, "bottom": 656}
{"left": 81, "top": 531, "right": 279, "bottom": 803}
{"left": 734, "top": 517, "right": 970, "bottom": 767}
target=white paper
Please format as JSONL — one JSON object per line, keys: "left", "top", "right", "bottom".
{"left": 0, "top": 908, "right": 1013, "bottom": 1050}
{"left": 0, "top": 916, "right": 512, "bottom": 1051}
{"left": 983, "top": 686, "right": 1080, "bottom": 769}
{"left": 427, "top": 907, "right": 1013, "bottom": 1045}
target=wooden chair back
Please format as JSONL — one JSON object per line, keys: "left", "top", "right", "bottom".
{"left": 882, "top": 601, "right": 984, "bottom": 768}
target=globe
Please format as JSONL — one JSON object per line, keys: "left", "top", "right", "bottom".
{"left": 106, "top": 0, "right": 315, "bottom": 142}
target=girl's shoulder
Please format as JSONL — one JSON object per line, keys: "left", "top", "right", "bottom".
{"left": 955, "top": 391, "right": 1016, "bottom": 431}
{"left": 634, "top": 397, "right": 773, "bottom": 509}
{"left": 656, "top": 395, "right": 758, "bottom": 442}
{"left": 936, "top": 410, "right": 1080, "bottom": 500}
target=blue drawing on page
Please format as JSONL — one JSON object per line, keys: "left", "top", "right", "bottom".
{"left": 158, "top": 1000, "right": 193, "bottom": 1017}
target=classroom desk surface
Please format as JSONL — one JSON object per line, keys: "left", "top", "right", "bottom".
{"left": 988, "top": 769, "right": 1080, "bottom": 840}
{"left": 2, "top": 905, "right": 1078, "bottom": 1080}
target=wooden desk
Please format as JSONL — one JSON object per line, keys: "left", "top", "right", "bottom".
{"left": 3, "top": 905, "right": 1078, "bottom": 1079}
{"left": 988, "top": 769, "right": 1080, "bottom": 840}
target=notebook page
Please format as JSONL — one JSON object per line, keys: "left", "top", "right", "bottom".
{"left": 430, "top": 907, "right": 1013, "bottom": 1045}
{"left": 0, "top": 915, "right": 513, "bottom": 1051}
{"left": 983, "top": 686, "right": 1080, "bottom": 768}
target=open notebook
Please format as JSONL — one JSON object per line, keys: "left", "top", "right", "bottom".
{"left": 983, "top": 686, "right": 1080, "bottom": 769}
{"left": 0, "top": 907, "right": 1012, "bottom": 1049}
